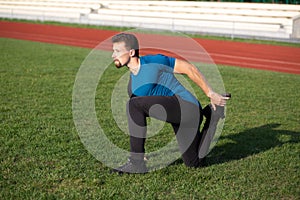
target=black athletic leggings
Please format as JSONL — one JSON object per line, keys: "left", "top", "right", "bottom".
{"left": 126, "top": 95, "right": 204, "bottom": 167}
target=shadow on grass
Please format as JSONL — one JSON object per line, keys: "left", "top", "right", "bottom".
{"left": 206, "top": 123, "right": 300, "bottom": 166}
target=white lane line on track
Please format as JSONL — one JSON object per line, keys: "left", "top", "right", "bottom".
{"left": 0, "top": 30, "right": 98, "bottom": 47}
{"left": 215, "top": 58, "right": 300, "bottom": 73}
{"left": 168, "top": 47, "right": 300, "bottom": 67}
{"left": 210, "top": 53, "right": 300, "bottom": 67}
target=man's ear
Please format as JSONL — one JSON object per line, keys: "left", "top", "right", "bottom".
{"left": 129, "top": 49, "right": 135, "bottom": 57}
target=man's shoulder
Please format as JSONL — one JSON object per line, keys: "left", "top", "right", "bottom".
{"left": 141, "top": 54, "right": 174, "bottom": 65}
{"left": 142, "top": 54, "right": 165, "bottom": 60}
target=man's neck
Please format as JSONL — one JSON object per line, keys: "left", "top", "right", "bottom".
{"left": 128, "top": 57, "right": 140, "bottom": 75}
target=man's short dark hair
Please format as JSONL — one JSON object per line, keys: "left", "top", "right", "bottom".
{"left": 112, "top": 33, "right": 139, "bottom": 57}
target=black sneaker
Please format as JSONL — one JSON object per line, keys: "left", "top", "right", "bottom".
{"left": 111, "top": 159, "right": 148, "bottom": 174}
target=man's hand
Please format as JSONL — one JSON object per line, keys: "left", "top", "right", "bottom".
{"left": 208, "top": 91, "right": 231, "bottom": 111}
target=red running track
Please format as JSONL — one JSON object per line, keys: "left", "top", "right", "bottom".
{"left": 1, "top": 21, "right": 300, "bottom": 74}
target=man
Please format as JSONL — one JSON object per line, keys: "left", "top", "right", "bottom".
{"left": 111, "top": 33, "right": 229, "bottom": 174}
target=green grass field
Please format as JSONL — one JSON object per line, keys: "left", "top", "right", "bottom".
{"left": 0, "top": 37, "right": 299, "bottom": 199}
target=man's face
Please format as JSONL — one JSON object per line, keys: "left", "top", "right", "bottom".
{"left": 112, "top": 41, "right": 130, "bottom": 68}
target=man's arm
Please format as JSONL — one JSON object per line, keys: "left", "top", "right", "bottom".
{"left": 174, "top": 59, "right": 229, "bottom": 110}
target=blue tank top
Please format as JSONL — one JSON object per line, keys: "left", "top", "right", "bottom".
{"left": 130, "top": 54, "right": 200, "bottom": 106}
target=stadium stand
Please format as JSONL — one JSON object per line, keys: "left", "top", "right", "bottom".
{"left": 0, "top": 0, "right": 100, "bottom": 23}
{"left": 0, "top": 0, "right": 300, "bottom": 40}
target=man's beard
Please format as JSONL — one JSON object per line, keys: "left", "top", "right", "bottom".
{"left": 114, "top": 60, "right": 122, "bottom": 68}
{"left": 114, "top": 57, "right": 130, "bottom": 68}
